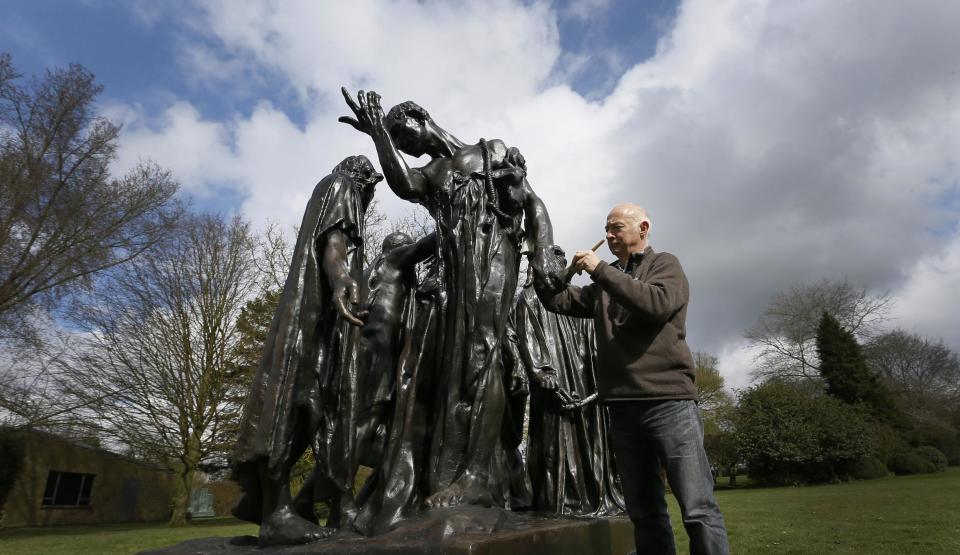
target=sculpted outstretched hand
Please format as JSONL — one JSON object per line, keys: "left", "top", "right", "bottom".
{"left": 338, "top": 88, "right": 387, "bottom": 139}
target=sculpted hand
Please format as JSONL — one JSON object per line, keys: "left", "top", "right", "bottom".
{"left": 554, "top": 389, "right": 578, "bottom": 411}
{"left": 573, "top": 250, "right": 601, "bottom": 275}
{"left": 531, "top": 368, "right": 559, "bottom": 391}
{"left": 531, "top": 246, "right": 566, "bottom": 294}
{"left": 333, "top": 276, "right": 366, "bottom": 326}
{"left": 504, "top": 147, "right": 526, "bottom": 171}
{"left": 338, "top": 88, "right": 387, "bottom": 138}
{"left": 509, "top": 372, "right": 529, "bottom": 396}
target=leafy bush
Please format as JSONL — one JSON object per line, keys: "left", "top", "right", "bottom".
{"left": 913, "top": 445, "right": 948, "bottom": 472}
{"left": 888, "top": 450, "right": 936, "bottom": 475}
{"left": 906, "top": 419, "right": 960, "bottom": 466}
{"left": 736, "top": 380, "right": 875, "bottom": 485}
{"left": 849, "top": 456, "right": 889, "bottom": 480}
{"left": 869, "top": 423, "right": 910, "bottom": 466}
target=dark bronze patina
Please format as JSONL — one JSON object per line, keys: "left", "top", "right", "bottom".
{"left": 230, "top": 155, "right": 380, "bottom": 546}
{"left": 511, "top": 258, "right": 625, "bottom": 516}
{"left": 220, "top": 92, "right": 625, "bottom": 552}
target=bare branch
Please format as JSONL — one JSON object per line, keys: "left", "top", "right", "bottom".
{"left": 745, "top": 278, "right": 893, "bottom": 383}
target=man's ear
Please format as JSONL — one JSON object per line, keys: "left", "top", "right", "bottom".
{"left": 640, "top": 220, "right": 650, "bottom": 233}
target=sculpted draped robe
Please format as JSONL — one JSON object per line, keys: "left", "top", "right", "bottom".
{"left": 233, "top": 170, "right": 368, "bottom": 493}
{"left": 353, "top": 164, "right": 524, "bottom": 535}
{"left": 513, "top": 286, "right": 625, "bottom": 516}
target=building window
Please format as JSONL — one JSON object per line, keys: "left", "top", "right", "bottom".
{"left": 41, "top": 471, "right": 95, "bottom": 507}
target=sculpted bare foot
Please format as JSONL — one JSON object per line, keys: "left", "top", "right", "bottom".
{"left": 258, "top": 505, "right": 335, "bottom": 547}
{"left": 425, "top": 476, "right": 491, "bottom": 508}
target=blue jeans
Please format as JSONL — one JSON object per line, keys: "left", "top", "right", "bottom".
{"left": 607, "top": 400, "right": 729, "bottom": 555}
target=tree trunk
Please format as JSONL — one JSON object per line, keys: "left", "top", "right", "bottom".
{"left": 168, "top": 439, "right": 201, "bottom": 526}
{"left": 168, "top": 464, "right": 195, "bottom": 526}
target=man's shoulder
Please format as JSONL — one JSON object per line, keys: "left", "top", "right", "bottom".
{"left": 638, "top": 246, "right": 679, "bottom": 265}
{"left": 650, "top": 250, "right": 681, "bottom": 265}
{"left": 625, "top": 249, "right": 685, "bottom": 277}
{"left": 644, "top": 250, "right": 688, "bottom": 281}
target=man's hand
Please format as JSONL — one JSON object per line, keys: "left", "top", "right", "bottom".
{"left": 333, "top": 275, "right": 366, "bottom": 326}
{"left": 338, "top": 88, "right": 387, "bottom": 139}
{"left": 573, "top": 249, "right": 601, "bottom": 275}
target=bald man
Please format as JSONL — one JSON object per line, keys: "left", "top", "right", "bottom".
{"left": 535, "top": 204, "right": 729, "bottom": 555}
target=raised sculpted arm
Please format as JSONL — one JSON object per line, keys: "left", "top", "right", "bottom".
{"left": 339, "top": 88, "right": 428, "bottom": 201}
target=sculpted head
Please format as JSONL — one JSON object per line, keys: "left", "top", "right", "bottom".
{"left": 605, "top": 203, "right": 650, "bottom": 263}
{"left": 381, "top": 231, "right": 413, "bottom": 253}
{"left": 333, "top": 155, "right": 384, "bottom": 187}
{"left": 384, "top": 101, "right": 433, "bottom": 157}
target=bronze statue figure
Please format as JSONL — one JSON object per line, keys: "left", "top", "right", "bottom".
{"left": 351, "top": 258, "right": 444, "bottom": 535}
{"left": 340, "top": 88, "right": 564, "bottom": 511}
{"left": 222, "top": 91, "right": 631, "bottom": 551}
{"left": 512, "top": 256, "right": 625, "bottom": 517}
{"left": 231, "top": 155, "right": 379, "bottom": 546}
{"left": 352, "top": 231, "right": 437, "bottom": 473}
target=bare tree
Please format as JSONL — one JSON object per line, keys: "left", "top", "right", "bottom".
{"left": 252, "top": 222, "right": 293, "bottom": 295}
{"left": 388, "top": 203, "right": 434, "bottom": 240}
{"left": 361, "top": 200, "right": 433, "bottom": 266}
{"left": 61, "top": 213, "right": 257, "bottom": 525}
{"left": 866, "top": 330, "right": 960, "bottom": 407}
{"left": 0, "top": 54, "right": 180, "bottom": 340}
{"left": 745, "top": 278, "right": 892, "bottom": 382}
{"left": 0, "top": 310, "right": 81, "bottom": 430}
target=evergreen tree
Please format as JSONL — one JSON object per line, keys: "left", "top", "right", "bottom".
{"left": 816, "top": 312, "right": 899, "bottom": 424}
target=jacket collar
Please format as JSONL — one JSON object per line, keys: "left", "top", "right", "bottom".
{"left": 612, "top": 246, "right": 654, "bottom": 273}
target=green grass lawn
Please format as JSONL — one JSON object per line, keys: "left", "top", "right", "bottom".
{"left": 2, "top": 468, "right": 958, "bottom": 554}
{"left": 671, "top": 467, "right": 960, "bottom": 554}
{"left": 0, "top": 516, "right": 258, "bottom": 555}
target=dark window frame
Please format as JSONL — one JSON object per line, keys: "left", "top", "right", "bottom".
{"left": 41, "top": 470, "right": 96, "bottom": 508}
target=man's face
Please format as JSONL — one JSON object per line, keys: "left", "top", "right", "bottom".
{"left": 605, "top": 208, "right": 646, "bottom": 259}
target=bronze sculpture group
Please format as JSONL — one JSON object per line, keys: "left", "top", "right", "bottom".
{"left": 231, "top": 89, "right": 625, "bottom": 546}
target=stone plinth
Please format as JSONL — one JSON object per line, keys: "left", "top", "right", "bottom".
{"left": 140, "top": 507, "right": 633, "bottom": 555}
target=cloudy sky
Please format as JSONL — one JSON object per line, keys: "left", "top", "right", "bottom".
{"left": 3, "top": 0, "right": 959, "bottom": 389}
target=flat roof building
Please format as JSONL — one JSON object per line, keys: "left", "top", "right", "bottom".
{"left": 1, "top": 429, "right": 173, "bottom": 527}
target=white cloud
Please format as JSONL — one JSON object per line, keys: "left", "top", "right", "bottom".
{"left": 107, "top": 101, "right": 238, "bottom": 197}
{"left": 715, "top": 340, "right": 761, "bottom": 393}
{"left": 112, "top": 0, "right": 960, "bottom": 364}
{"left": 891, "top": 231, "right": 960, "bottom": 351}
